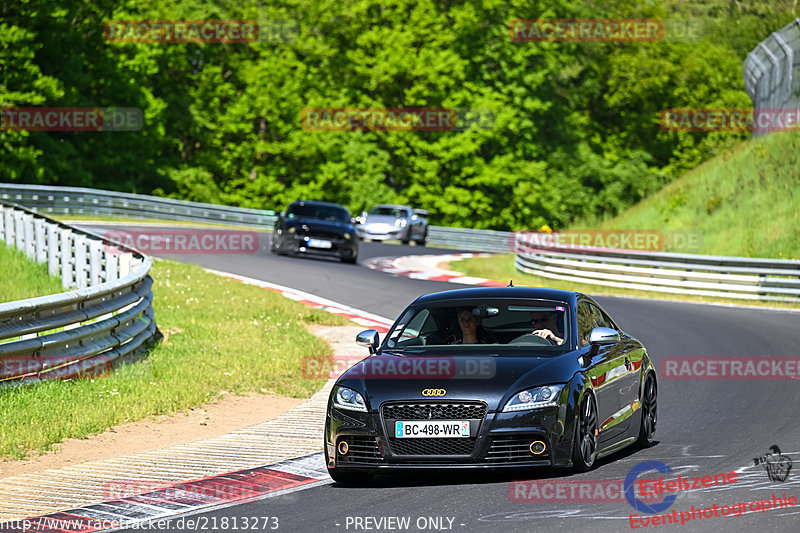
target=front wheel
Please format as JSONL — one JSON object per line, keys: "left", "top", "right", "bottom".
{"left": 572, "top": 392, "right": 598, "bottom": 472}
{"left": 636, "top": 373, "right": 657, "bottom": 448}
{"left": 415, "top": 228, "right": 428, "bottom": 246}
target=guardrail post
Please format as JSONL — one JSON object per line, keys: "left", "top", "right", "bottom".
{"left": 60, "top": 227, "right": 73, "bottom": 289}
{"left": 14, "top": 210, "right": 24, "bottom": 250}
{"left": 89, "top": 239, "right": 103, "bottom": 286}
{"left": 47, "top": 223, "right": 59, "bottom": 276}
{"left": 3, "top": 206, "right": 12, "bottom": 245}
{"left": 105, "top": 247, "right": 118, "bottom": 282}
{"left": 34, "top": 218, "right": 46, "bottom": 262}
{"left": 119, "top": 253, "right": 132, "bottom": 277}
{"left": 23, "top": 213, "right": 35, "bottom": 258}
{"left": 74, "top": 235, "right": 88, "bottom": 289}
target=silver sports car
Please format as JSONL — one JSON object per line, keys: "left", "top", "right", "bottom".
{"left": 355, "top": 204, "right": 429, "bottom": 245}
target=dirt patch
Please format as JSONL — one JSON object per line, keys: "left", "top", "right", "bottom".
{"left": 0, "top": 324, "right": 366, "bottom": 479}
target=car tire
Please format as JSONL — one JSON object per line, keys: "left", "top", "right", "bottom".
{"left": 572, "top": 392, "right": 598, "bottom": 472}
{"left": 635, "top": 373, "right": 657, "bottom": 448}
{"left": 415, "top": 228, "right": 428, "bottom": 246}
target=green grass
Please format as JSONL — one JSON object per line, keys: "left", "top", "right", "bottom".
{"left": 454, "top": 253, "right": 800, "bottom": 309}
{"left": 0, "top": 242, "right": 64, "bottom": 302}
{"left": 580, "top": 132, "right": 800, "bottom": 259}
{"left": 0, "top": 258, "right": 346, "bottom": 460}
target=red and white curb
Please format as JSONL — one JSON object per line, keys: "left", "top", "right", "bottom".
{"left": 364, "top": 254, "right": 505, "bottom": 287}
{"left": 0, "top": 454, "right": 328, "bottom": 533}
{"left": 204, "top": 269, "right": 393, "bottom": 333}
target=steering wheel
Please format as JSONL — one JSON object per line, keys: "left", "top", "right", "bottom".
{"left": 507, "top": 333, "right": 556, "bottom": 346}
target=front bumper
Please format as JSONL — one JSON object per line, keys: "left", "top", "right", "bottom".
{"left": 279, "top": 233, "right": 357, "bottom": 259}
{"left": 326, "top": 402, "right": 571, "bottom": 471}
{"left": 356, "top": 225, "right": 405, "bottom": 240}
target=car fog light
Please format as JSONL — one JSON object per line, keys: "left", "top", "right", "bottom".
{"left": 338, "top": 441, "right": 349, "bottom": 455}
{"left": 530, "top": 441, "right": 546, "bottom": 454}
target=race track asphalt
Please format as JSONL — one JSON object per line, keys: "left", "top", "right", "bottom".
{"left": 85, "top": 226, "right": 800, "bottom": 533}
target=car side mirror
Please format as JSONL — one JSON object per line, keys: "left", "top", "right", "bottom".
{"left": 589, "top": 327, "right": 620, "bottom": 346}
{"left": 412, "top": 209, "right": 429, "bottom": 217}
{"left": 356, "top": 329, "right": 380, "bottom": 354}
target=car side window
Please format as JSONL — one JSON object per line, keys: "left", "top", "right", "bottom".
{"left": 589, "top": 304, "right": 617, "bottom": 331}
{"left": 576, "top": 302, "right": 594, "bottom": 346}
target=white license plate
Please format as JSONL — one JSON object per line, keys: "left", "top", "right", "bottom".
{"left": 395, "top": 420, "right": 470, "bottom": 438}
{"left": 307, "top": 238, "right": 332, "bottom": 249}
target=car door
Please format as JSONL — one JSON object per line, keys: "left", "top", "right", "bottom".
{"left": 578, "top": 301, "right": 630, "bottom": 444}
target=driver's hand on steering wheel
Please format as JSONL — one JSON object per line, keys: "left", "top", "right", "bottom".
{"left": 532, "top": 328, "right": 564, "bottom": 345}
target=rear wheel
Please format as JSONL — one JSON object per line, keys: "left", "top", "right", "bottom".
{"left": 572, "top": 392, "right": 598, "bottom": 472}
{"left": 636, "top": 373, "right": 657, "bottom": 448}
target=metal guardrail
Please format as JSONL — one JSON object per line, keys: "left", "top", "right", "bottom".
{"left": 0, "top": 183, "right": 277, "bottom": 228}
{"left": 2, "top": 183, "right": 797, "bottom": 303}
{"left": 513, "top": 236, "right": 800, "bottom": 303}
{"left": 744, "top": 18, "right": 800, "bottom": 137}
{"left": 427, "top": 226, "right": 512, "bottom": 253}
{"left": 0, "top": 200, "right": 157, "bottom": 386}
{"left": 0, "top": 182, "right": 510, "bottom": 252}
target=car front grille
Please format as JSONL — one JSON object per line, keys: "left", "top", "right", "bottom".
{"left": 485, "top": 435, "right": 549, "bottom": 463}
{"left": 389, "top": 437, "right": 478, "bottom": 456}
{"left": 381, "top": 402, "right": 487, "bottom": 420}
{"left": 337, "top": 436, "right": 384, "bottom": 464}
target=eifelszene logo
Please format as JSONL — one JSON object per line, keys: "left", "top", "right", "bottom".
{"left": 625, "top": 461, "right": 677, "bottom": 514}
{"left": 753, "top": 445, "right": 793, "bottom": 482}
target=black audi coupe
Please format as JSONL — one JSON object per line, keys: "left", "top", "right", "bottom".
{"left": 270, "top": 200, "right": 359, "bottom": 263}
{"left": 324, "top": 286, "right": 658, "bottom": 483}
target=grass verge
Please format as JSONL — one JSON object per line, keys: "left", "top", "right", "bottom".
{"left": 0, "top": 257, "right": 346, "bottom": 460}
{"left": 452, "top": 254, "right": 800, "bottom": 310}
{"left": 580, "top": 132, "right": 800, "bottom": 259}
{"left": 0, "top": 242, "right": 63, "bottom": 302}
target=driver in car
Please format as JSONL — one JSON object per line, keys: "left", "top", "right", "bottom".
{"left": 530, "top": 310, "right": 564, "bottom": 345}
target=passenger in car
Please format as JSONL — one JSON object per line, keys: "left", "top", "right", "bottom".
{"left": 530, "top": 310, "right": 564, "bottom": 345}
{"left": 453, "top": 307, "right": 497, "bottom": 344}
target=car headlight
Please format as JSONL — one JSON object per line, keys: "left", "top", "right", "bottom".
{"left": 288, "top": 227, "right": 296, "bottom": 233}
{"left": 333, "top": 386, "right": 367, "bottom": 412}
{"left": 502, "top": 384, "right": 564, "bottom": 412}
{"left": 394, "top": 219, "right": 407, "bottom": 227}
{"left": 343, "top": 232, "right": 351, "bottom": 239}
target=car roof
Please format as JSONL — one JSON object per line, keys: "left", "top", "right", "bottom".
{"left": 288, "top": 200, "right": 348, "bottom": 210}
{"left": 371, "top": 204, "right": 410, "bottom": 210}
{"left": 412, "top": 286, "right": 580, "bottom": 306}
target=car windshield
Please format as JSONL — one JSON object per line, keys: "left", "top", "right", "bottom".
{"left": 369, "top": 206, "right": 408, "bottom": 217}
{"left": 287, "top": 204, "right": 349, "bottom": 222}
{"left": 383, "top": 299, "right": 571, "bottom": 354}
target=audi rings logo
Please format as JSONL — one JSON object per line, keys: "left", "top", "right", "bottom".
{"left": 421, "top": 388, "right": 446, "bottom": 396}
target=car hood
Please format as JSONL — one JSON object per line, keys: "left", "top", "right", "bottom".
{"left": 286, "top": 217, "right": 351, "bottom": 232}
{"left": 364, "top": 215, "right": 404, "bottom": 226}
{"left": 338, "top": 351, "right": 579, "bottom": 412}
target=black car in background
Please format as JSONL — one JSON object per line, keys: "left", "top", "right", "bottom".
{"left": 271, "top": 200, "right": 359, "bottom": 263}
{"left": 325, "top": 286, "right": 658, "bottom": 483}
